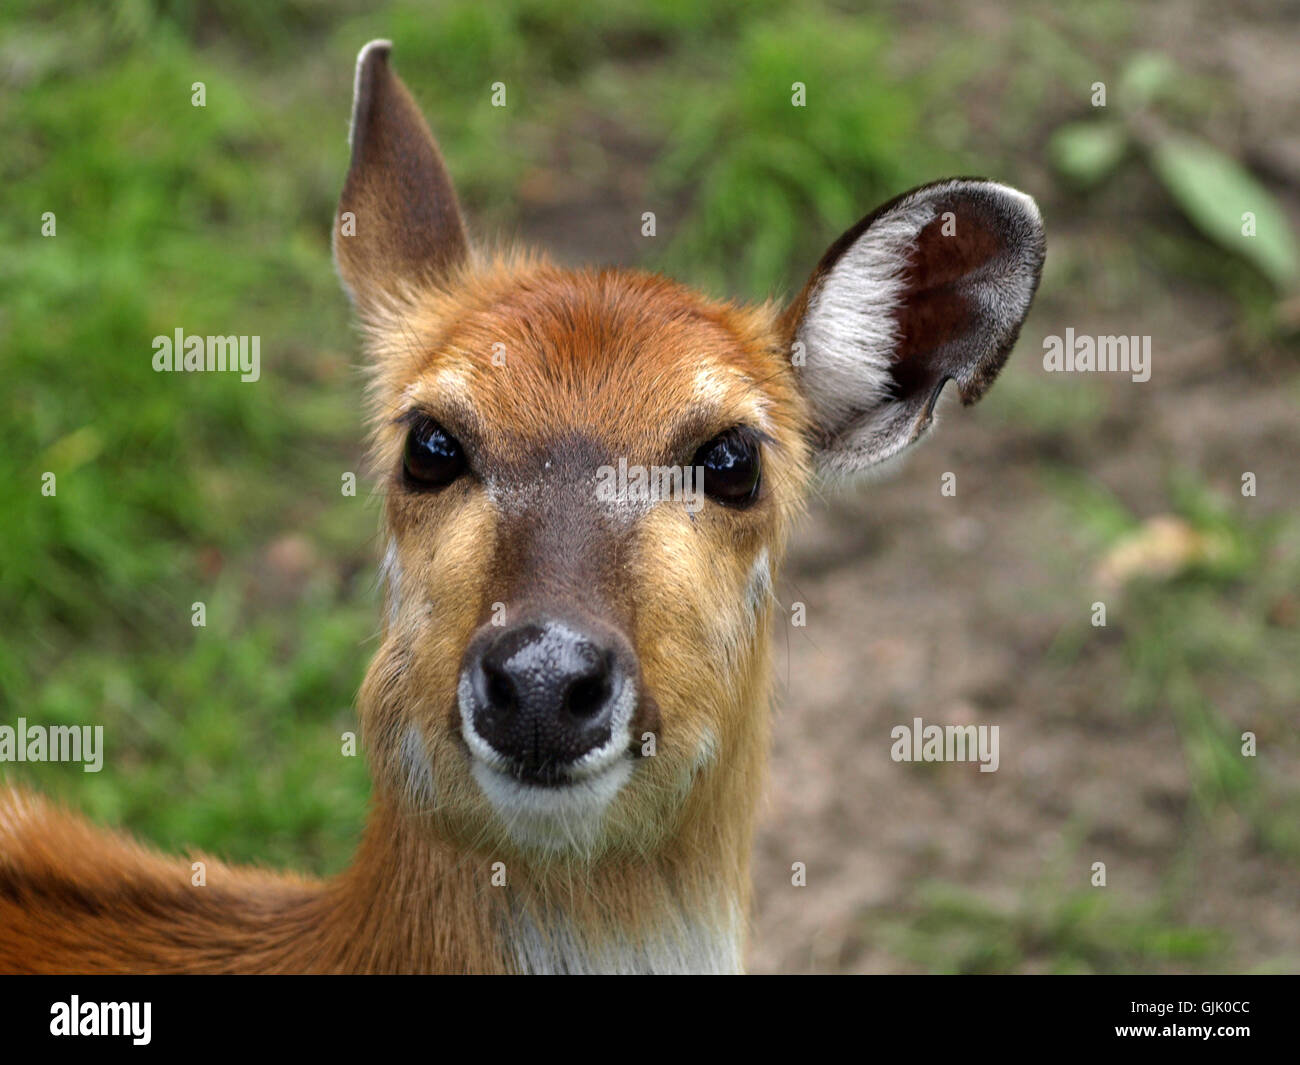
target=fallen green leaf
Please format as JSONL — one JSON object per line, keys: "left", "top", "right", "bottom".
{"left": 1149, "top": 134, "right": 1299, "bottom": 288}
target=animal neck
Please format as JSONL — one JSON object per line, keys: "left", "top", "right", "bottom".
{"left": 326, "top": 728, "right": 764, "bottom": 973}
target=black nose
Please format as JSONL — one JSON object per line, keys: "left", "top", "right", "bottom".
{"left": 463, "top": 619, "right": 630, "bottom": 781}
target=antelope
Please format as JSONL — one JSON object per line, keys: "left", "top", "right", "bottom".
{"left": 0, "top": 40, "right": 1045, "bottom": 974}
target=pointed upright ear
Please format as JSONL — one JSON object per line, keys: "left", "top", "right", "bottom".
{"left": 334, "top": 40, "right": 469, "bottom": 312}
{"left": 785, "top": 179, "right": 1045, "bottom": 479}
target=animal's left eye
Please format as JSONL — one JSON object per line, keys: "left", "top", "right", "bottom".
{"left": 403, "top": 417, "right": 467, "bottom": 490}
{"left": 692, "top": 428, "right": 762, "bottom": 508}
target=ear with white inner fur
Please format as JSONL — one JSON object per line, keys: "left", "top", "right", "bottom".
{"left": 785, "top": 178, "right": 1046, "bottom": 478}
{"left": 334, "top": 40, "right": 468, "bottom": 313}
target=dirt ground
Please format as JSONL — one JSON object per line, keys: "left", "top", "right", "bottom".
{"left": 751, "top": 346, "right": 1297, "bottom": 974}
{"left": 509, "top": 1, "right": 1300, "bottom": 973}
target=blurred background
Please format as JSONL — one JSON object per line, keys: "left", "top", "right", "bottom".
{"left": 1, "top": 0, "right": 1297, "bottom": 973}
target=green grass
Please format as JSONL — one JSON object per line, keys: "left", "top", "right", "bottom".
{"left": 1, "top": 1, "right": 387, "bottom": 869}
{"left": 875, "top": 879, "right": 1229, "bottom": 975}
{"left": 1041, "top": 468, "right": 1300, "bottom": 855}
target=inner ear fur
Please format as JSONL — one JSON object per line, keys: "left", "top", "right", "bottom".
{"left": 785, "top": 178, "right": 1046, "bottom": 476}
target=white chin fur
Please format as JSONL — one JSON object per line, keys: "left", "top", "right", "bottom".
{"left": 470, "top": 758, "right": 632, "bottom": 855}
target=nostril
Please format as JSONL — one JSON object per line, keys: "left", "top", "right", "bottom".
{"left": 483, "top": 661, "right": 517, "bottom": 713}
{"left": 564, "top": 672, "right": 611, "bottom": 720}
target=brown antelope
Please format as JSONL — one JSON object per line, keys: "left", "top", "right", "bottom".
{"left": 0, "top": 40, "right": 1044, "bottom": 974}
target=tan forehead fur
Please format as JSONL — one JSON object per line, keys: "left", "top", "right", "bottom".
{"left": 358, "top": 250, "right": 811, "bottom": 470}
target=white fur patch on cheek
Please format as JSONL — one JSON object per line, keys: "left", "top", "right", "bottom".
{"left": 703, "top": 546, "right": 775, "bottom": 670}
{"left": 745, "top": 547, "right": 773, "bottom": 620}
{"left": 693, "top": 727, "right": 719, "bottom": 775}
{"left": 673, "top": 726, "right": 719, "bottom": 801}
{"left": 398, "top": 724, "right": 436, "bottom": 809}
{"left": 379, "top": 537, "right": 402, "bottom": 628}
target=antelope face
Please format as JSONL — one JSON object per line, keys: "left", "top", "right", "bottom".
{"left": 337, "top": 42, "right": 1045, "bottom": 859}
{"left": 360, "top": 262, "right": 810, "bottom": 857}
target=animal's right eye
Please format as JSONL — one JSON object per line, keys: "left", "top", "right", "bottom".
{"left": 403, "top": 417, "right": 467, "bottom": 490}
{"left": 693, "top": 427, "right": 762, "bottom": 508}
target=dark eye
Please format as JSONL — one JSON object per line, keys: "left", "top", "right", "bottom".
{"left": 693, "top": 428, "right": 761, "bottom": 508}
{"left": 403, "top": 417, "right": 466, "bottom": 490}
